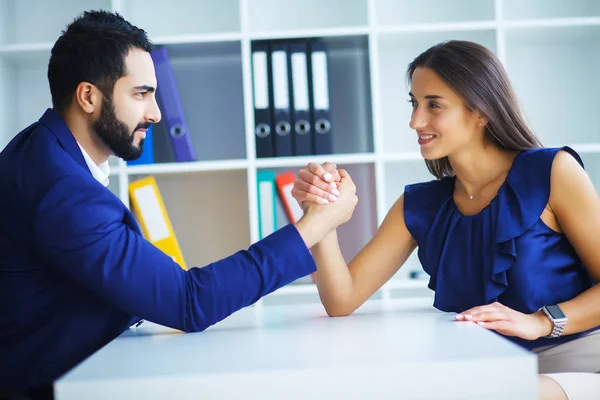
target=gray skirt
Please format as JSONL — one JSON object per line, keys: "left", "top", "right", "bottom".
{"left": 534, "top": 328, "right": 600, "bottom": 399}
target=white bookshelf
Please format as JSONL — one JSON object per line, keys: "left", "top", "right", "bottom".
{"left": 1, "top": 0, "right": 599, "bottom": 308}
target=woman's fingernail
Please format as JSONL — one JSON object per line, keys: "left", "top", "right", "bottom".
{"left": 331, "top": 182, "right": 338, "bottom": 190}
{"left": 456, "top": 314, "right": 464, "bottom": 320}
{"left": 329, "top": 194, "right": 338, "bottom": 202}
{"left": 332, "top": 189, "right": 340, "bottom": 196}
{"left": 318, "top": 197, "right": 329, "bottom": 204}
{"left": 464, "top": 315, "right": 473, "bottom": 320}
{"left": 477, "top": 321, "right": 486, "bottom": 326}
{"left": 323, "top": 172, "right": 332, "bottom": 181}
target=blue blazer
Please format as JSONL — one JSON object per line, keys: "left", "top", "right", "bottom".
{"left": 0, "top": 109, "right": 316, "bottom": 389}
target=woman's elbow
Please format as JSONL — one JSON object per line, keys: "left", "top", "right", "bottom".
{"left": 323, "top": 302, "right": 355, "bottom": 317}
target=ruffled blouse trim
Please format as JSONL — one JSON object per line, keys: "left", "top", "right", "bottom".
{"left": 485, "top": 146, "right": 583, "bottom": 303}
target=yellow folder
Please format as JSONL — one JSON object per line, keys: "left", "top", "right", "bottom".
{"left": 128, "top": 176, "right": 187, "bottom": 270}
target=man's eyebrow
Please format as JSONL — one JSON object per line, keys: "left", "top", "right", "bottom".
{"left": 133, "top": 85, "right": 155, "bottom": 92}
{"left": 408, "top": 92, "right": 444, "bottom": 99}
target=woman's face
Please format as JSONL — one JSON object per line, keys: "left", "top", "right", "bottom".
{"left": 408, "top": 67, "right": 484, "bottom": 160}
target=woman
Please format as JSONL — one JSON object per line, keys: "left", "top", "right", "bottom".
{"left": 292, "top": 40, "right": 600, "bottom": 400}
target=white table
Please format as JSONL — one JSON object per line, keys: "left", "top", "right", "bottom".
{"left": 55, "top": 298, "right": 538, "bottom": 399}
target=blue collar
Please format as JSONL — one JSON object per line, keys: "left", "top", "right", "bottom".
{"left": 38, "top": 108, "right": 88, "bottom": 173}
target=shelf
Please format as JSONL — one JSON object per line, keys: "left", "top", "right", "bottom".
{"left": 0, "top": 0, "right": 111, "bottom": 46}
{"left": 118, "top": 152, "right": 381, "bottom": 176}
{"left": 502, "top": 0, "right": 600, "bottom": 21}
{"left": 567, "top": 143, "right": 600, "bottom": 154}
{"left": 380, "top": 152, "right": 425, "bottom": 162}
{"left": 0, "top": 55, "right": 50, "bottom": 139}
{"left": 120, "top": 0, "right": 241, "bottom": 38}
{"left": 264, "top": 34, "right": 372, "bottom": 157}
{"left": 247, "top": 27, "right": 370, "bottom": 40}
{"left": 106, "top": 174, "right": 121, "bottom": 198}
{"left": 129, "top": 170, "right": 251, "bottom": 269}
{"left": 252, "top": 34, "right": 374, "bottom": 158}
{"left": 375, "top": 21, "right": 497, "bottom": 34}
{"left": 0, "top": 46, "right": 51, "bottom": 66}
{"left": 379, "top": 144, "right": 600, "bottom": 164}
{"left": 246, "top": 0, "right": 369, "bottom": 33}
{"left": 118, "top": 159, "right": 249, "bottom": 176}
{"left": 505, "top": 24, "right": 600, "bottom": 146}
{"left": 375, "top": 0, "right": 495, "bottom": 26}
{"left": 503, "top": 16, "right": 600, "bottom": 29}
{"left": 152, "top": 33, "right": 244, "bottom": 46}
{"left": 0, "top": 58, "right": 15, "bottom": 151}
{"left": 255, "top": 152, "right": 377, "bottom": 168}
{"left": 152, "top": 41, "right": 247, "bottom": 162}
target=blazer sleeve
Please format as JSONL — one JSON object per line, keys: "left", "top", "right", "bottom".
{"left": 32, "top": 175, "right": 316, "bottom": 332}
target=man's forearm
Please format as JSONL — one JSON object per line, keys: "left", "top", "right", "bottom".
{"left": 185, "top": 224, "right": 316, "bottom": 331}
{"left": 294, "top": 211, "right": 330, "bottom": 249}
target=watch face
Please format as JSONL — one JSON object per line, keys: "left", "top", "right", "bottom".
{"left": 546, "top": 305, "right": 566, "bottom": 319}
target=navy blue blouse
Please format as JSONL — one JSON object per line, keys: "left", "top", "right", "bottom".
{"left": 404, "top": 146, "right": 597, "bottom": 350}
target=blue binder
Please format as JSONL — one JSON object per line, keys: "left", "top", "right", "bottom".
{"left": 251, "top": 42, "right": 274, "bottom": 158}
{"left": 308, "top": 40, "right": 333, "bottom": 155}
{"left": 151, "top": 47, "right": 196, "bottom": 162}
{"left": 127, "top": 124, "right": 154, "bottom": 166}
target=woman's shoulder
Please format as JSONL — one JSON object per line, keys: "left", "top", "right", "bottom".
{"left": 405, "top": 176, "right": 454, "bottom": 197}
{"left": 404, "top": 176, "right": 454, "bottom": 213}
{"left": 403, "top": 177, "right": 454, "bottom": 243}
{"left": 495, "top": 145, "right": 584, "bottom": 242}
{"left": 512, "top": 146, "right": 583, "bottom": 173}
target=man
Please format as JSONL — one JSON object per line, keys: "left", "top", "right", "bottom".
{"left": 0, "top": 10, "right": 356, "bottom": 395}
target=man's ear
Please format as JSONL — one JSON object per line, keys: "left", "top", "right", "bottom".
{"left": 74, "top": 82, "right": 102, "bottom": 114}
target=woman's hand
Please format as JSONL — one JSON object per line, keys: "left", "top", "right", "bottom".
{"left": 302, "top": 168, "right": 358, "bottom": 229}
{"left": 456, "top": 302, "right": 553, "bottom": 341}
{"left": 292, "top": 162, "right": 341, "bottom": 208}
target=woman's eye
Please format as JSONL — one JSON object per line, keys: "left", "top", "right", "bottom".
{"left": 407, "top": 99, "right": 417, "bottom": 107}
{"left": 429, "top": 102, "right": 440, "bottom": 109}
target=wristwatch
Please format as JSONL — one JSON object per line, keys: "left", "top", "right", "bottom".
{"left": 540, "top": 305, "right": 568, "bottom": 338}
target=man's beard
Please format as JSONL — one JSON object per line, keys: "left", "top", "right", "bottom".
{"left": 93, "top": 96, "right": 150, "bottom": 161}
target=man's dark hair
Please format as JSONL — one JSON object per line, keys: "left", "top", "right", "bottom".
{"left": 48, "top": 10, "right": 154, "bottom": 115}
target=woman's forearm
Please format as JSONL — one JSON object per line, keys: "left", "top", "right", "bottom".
{"left": 312, "top": 230, "right": 354, "bottom": 316}
{"left": 555, "top": 284, "right": 600, "bottom": 336}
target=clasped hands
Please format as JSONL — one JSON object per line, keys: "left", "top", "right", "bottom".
{"left": 292, "top": 162, "right": 358, "bottom": 232}
{"left": 292, "top": 162, "right": 553, "bottom": 341}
